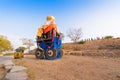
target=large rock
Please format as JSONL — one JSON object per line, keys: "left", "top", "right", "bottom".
{"left": 3, "top": 60, "right": 14, "bottom": 70}
{"left": 3, "top": 60, "right": 14, "bottom": 66}
{"left": 5, "top": 66, "right": 28, "bottom": 80}
{"left": 6, "top": 71, "right": 28, "bottom": 80}
{"left": 0, "top": 57, "right": 28, "bottom": 80}
{"left": 10, "top": 66, "right": 27, "bottom": 73}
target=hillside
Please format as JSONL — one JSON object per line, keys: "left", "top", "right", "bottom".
{"left": 63, "top": 38, "right": 120, "bottom": 57}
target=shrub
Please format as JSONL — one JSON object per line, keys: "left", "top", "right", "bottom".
{"left": 104, "top": 36, "right": 113, "bottom": 39}
{"left": 98, "top": 46, "right": 105, "bottom": 50}
{"left": 62, "top": 45, "right": 65, "bottom": 49}
{"left": 79, "top": 40, "right": 86, "bottom": 44}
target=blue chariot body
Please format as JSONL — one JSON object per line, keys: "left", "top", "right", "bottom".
{"left": 35, "top": 27, "right": 63, "bottom": 60}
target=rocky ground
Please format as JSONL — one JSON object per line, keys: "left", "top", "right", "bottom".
{"left": 13, "top": 55, "right": 120, "bottom": 80}
{"left": 0, "top": 65, "right": 5, "bottom": 79}
{"left": 0, "top": 56, "right": 28, "bottom": 80}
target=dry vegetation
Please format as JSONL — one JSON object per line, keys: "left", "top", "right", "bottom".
{"left": 63, "top": 38, "right": 120, "bottom": 57}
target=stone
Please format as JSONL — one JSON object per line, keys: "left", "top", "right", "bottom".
{"left": 3, "top": 60, "right": 14, "bottom": 66}
{"left": 10, "top": 66, "right": 27, "bottom": 73}
{"left": 5, "top": 65, "right": 13, "bottom": 70}
{"left": 0, "top": 57, "right": 28, "bottom": 80}
{"left": 6, "top": 71, "right": 28, "bottom": 80}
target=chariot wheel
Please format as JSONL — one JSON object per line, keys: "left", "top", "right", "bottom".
{"left": 35, "top": 49, "right": 44, "bottom": 59}
{"left": 46, "top": 49, "right": 57, "bottom": 59}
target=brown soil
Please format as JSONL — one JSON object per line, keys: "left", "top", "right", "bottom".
{"left": 13, "top": 55, "right": 120, "bottom": 80}
{"left": 0, "top": 65, "right": 5, "bottom": 79}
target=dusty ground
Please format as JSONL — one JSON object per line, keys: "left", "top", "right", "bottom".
{"left": 13, "top": 55, "right": 120, "bottom": 80}
{"left": 0, "top": 65, "right": 5, "bottom": 79}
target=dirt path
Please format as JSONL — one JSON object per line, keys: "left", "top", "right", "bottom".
{"left": 13, "top": 55, "right": 120, "bottom": 80}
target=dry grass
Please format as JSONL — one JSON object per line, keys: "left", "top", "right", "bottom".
{"left": 13, "top": 55, "right": 120, "bottom": 80}
{"left": 63, "top": 38, "right": 120, "bottom": 57}
{"left": 63, "top": 38, "right": 120, "bottom": 50}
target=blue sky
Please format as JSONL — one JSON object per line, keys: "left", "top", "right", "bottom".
{"left": 0, "top": 0, "right": 120, "bottom": 48}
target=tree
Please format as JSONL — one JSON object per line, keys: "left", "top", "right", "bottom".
{"left": 21, "top": 38, "right": 34, "bottom": 53}
{"left": 67, "top": 28, "right": 82, "bottom": 42}
{"left": 104, "top": 35, "right": 113, "bottom": 39}
{"left": 15, "top": 46, "right": 26, "bottom": 52}
{"left": 18, "top": 46, "right": 26, "bottom": 51}
{"left": 0, "top": 35, "right": 13, "bottom": 54}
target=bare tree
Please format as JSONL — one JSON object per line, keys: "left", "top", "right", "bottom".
{"left": 67, "top": 28, "right": 82, "bottom": 42}
{"left": 21, "top": 38, "right": 34, "bottom": 53}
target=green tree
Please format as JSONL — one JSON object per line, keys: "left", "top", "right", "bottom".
{"left": 15, "top": 46, "right": 26, "bottom": 52}
{"left": 79, "top": 40, "right": 86, "bottom": 44}
{"left": 104, "top": 35, "right": 113, "bottom": 39}
{"left": 0, "top": 35, "right": 13, "bottom": 54}
{"left": 18, "top": 46, "right": 26, "bottom": 51}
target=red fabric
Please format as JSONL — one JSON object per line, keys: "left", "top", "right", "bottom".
{"left": 44, "top": 24, "right": 55, "bottom": 34}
